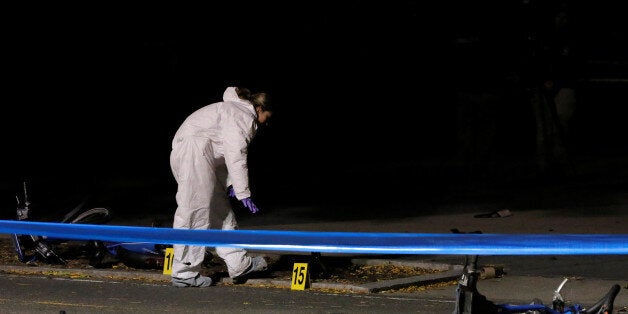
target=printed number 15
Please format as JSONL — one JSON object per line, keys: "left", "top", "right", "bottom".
{"left": 293, "top": 266, "right": 306, "bottom": 284}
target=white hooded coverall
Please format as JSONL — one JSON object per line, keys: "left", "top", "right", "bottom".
{"left": 170, "top": 87, "right": 258, "bottom": 280}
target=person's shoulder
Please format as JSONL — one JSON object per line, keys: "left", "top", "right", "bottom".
{"left": 222, "top": 101, "right": 255, "bottom": 117}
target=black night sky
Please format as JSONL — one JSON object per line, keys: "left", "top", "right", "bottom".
{"left": 2, "top": 1, "right": 627, "bottom": 219}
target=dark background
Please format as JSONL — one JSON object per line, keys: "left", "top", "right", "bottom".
{"left": 1, "top": 1, "right": 627, "bottom": 220}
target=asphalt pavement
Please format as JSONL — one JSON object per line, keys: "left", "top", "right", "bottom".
{"left": 1, "top": 161, "right": 627, "bottom": 311}
{"left": 2, "top": 203, "right": 626, "bottom": 310}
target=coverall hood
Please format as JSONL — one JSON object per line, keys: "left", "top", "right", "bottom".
{"left": 222, "top": 86, "right": 257, "bottom": 117}
{"left": 223, "top": 87, "right": 240, "bottom": 102}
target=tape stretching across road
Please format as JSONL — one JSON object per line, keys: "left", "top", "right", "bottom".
{"left": 1, "top": 220, "right": 627, "bottom": 255}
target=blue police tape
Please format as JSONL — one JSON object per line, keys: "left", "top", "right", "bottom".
{"left": 1, "top": 220, "right": 627, "bottom": 255}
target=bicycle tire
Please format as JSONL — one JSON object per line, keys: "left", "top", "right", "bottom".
{"left": 70, "top": 207, "right": 113, "bottom": 225}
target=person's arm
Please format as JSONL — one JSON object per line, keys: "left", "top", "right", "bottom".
{"left": 222, "top": 108, "right": 257, "bottom": 200}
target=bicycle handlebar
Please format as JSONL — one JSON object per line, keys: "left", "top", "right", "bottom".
{"left": 583, "top": 283, "right": 620, "bottom": 314}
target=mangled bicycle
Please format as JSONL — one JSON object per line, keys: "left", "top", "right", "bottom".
{"left": 453, "top": 254, "right": 621, "bottom": 314}
{"left": 10, "top": 181, "right": 170, "bottom": 269}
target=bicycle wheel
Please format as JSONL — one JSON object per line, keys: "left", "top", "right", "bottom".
{"left": 70, "top": 207, "right": 113, "bottom": 224}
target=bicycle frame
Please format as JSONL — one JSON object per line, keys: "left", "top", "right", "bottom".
{"left": 453, "top": 254, "right": 621, "bottom": 314}
{"left": 10, "top": 181, "right": 169, "bottom": 269}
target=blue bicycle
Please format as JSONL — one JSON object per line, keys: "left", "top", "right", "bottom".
{"left": 453, "top": 255, "right": 621, "bottom": 313}
{"left": 10, "top": 181, "right": 170, "bottom": 269}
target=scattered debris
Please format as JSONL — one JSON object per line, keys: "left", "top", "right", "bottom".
{"left": 474, "top": 209, "right": 513, "bottom": 218}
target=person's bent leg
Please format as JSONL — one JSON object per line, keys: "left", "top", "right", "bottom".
{"left": 215, "top": 246, "right": 252, "bottom": 277}
{"left": 214, "top": 210, "right": 267, "bottom": 281}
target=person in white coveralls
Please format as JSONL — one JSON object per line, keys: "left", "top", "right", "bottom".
{"left": 169, "top": 86, "right": 273, "bottom": 287}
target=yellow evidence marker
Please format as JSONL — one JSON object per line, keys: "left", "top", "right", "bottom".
{"left": 163, "top": 247, "right": 174, "bottom": 275}
{"left": 291, "top": 262, "right": 310, "bottom": 290}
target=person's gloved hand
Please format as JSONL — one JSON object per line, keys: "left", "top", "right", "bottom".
{"left": 227, "top": 186, "right": 236, "bottom": 198}
{"left": 240, "top": 197, "right": 260, "bottom": 214}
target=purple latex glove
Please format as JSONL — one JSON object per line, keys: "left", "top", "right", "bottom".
{"left": 241, "top": 197, "right": 260, "bottom": 214}
{"left": 227, "top": 186, "right": 236, "bottom": 198}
